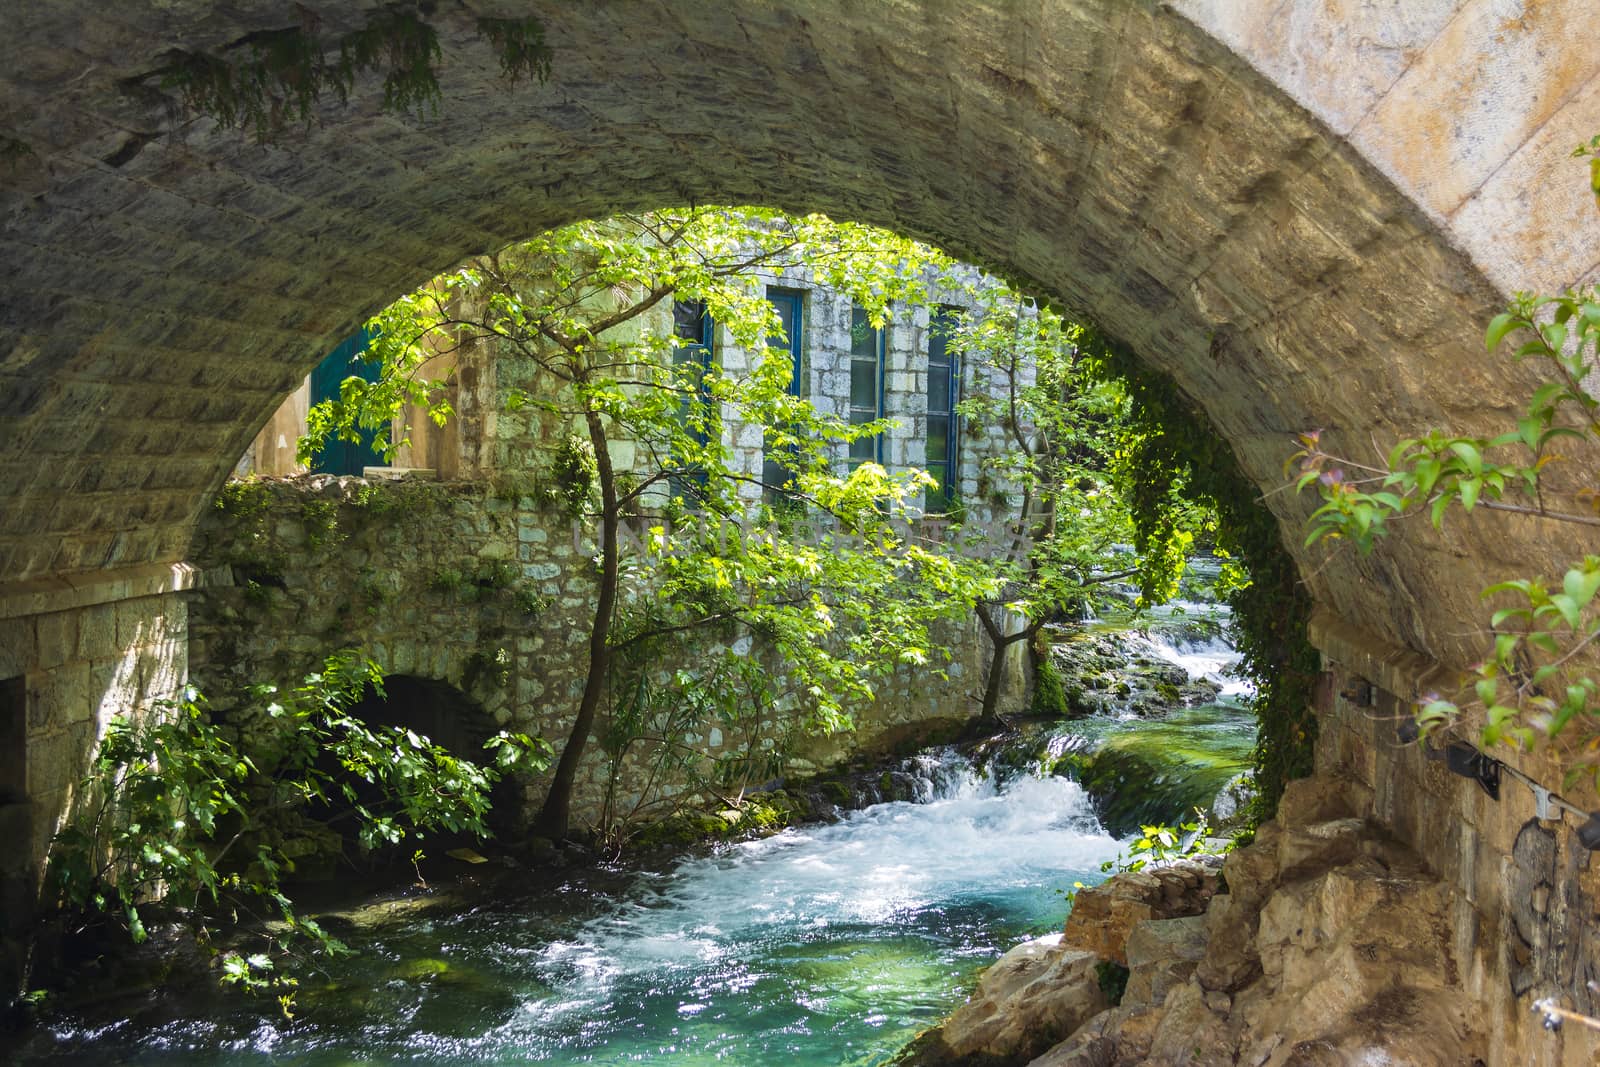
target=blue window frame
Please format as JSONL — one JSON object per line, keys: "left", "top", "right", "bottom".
{"left": 848, "top": 305, "right": 886, "bottom": 469}
{"left": 670, "top": 299, "right": 715, "bottom": 498}
{"left": 307, "top": 326, "right": 384, "bottom": 476}
{"left": 925, "top": 306, "right": 962, "bottom": 511}
{"left": 762, "top": 287, "right": 805, "bottom": 498}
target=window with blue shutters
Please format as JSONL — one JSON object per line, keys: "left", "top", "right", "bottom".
{"left": 307, "top": 326, "right": 385, "bottom": 476}
{"left": 848, "top": 305, "right": 886, "bottom": 470}
{"left": 670, "top": 299, "right": 715, "bottom": 498}
{"left": 762, "top": 287, "right": 805, "bottom": 500}
{"left": 925, "top": 306, "right": 962, "bottom": 512}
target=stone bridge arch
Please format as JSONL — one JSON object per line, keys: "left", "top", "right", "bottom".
{"left": 1, "top": 1, "right": 1594, "bottom": 669}
{"left": 3, "top": 3, "right": 1600, "bottom": 1055}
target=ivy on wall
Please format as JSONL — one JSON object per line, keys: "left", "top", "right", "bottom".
{"left": 1080, "top": 325, "right": 1320, "bottom": 818}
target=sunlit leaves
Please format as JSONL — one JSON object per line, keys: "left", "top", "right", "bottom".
{"left": 1291, "top": 260, "right": 1600, "bottom": 782}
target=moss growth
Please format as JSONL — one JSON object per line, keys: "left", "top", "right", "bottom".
{"left": 148, "top": 9, "right": 551, "bottom": 142}
{"left": 1030, "top": 655, "right": 1070, "bottom": 717}
{"left": 817, "top": 780, "right": 853, "bottom": 806}
{"left": 153, "top": 8, "right": 441, "bottom": 139}
{"left": 215, "top": 477, "right": 272, "bottom": 519}
{"left": 476, "top": 16, "right": 554, "bottom": 84}
{"left": 1064, "top": 706, "right": 1255, "bottom": 837}
{"left": 551, "top": 433, "right": 597, "bottom": 517}
{"left": 512, "top": 582, "right": 551, "bottom": 616}
{"left": 301, "top": 497, "right": 341, "bottom": 550}
{"left": 1095, "top": 960, "right": 1130, "bottom": 1006}
{"left": 1, "top": 135, "right": 35, "bottom": 168}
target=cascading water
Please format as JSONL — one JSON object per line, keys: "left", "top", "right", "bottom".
{"left": 18, "top": 751, "right": 1121, "bottom": 1066}
{"left": 1041, "top": 556, "right": 1259, "bottom": 836}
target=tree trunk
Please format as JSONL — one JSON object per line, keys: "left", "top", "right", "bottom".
{"left": 976, "top": 604, "right": 1048, "bottom": 725}
{"left": 534, "top": 408, "right": 619, "bottom": 841}
{"left": 975, "top": 603, "right": 1012, "bottom": 725}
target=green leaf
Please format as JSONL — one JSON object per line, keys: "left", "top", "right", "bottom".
{"left": 1551, "top": 593, "right": 1583, "bottom": 630}
{"left": 1449, "top": 441, "right": 1482, "bottom": 476}
{"left": 1485, "top": 312, "right": 1518, "bottom": 351}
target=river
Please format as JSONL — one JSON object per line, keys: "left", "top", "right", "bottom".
{"left": 20, "top": 759, "right": 1119, "bottom": 1065}
{"left": 14, "top": 573, "right": 1252, "bottom": 1065}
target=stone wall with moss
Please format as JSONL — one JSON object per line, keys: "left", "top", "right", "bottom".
{"left": 189, "top": 474, "right": 1012, "bottom": 835}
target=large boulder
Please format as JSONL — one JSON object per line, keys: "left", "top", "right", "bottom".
{"left": 1122, "top": 914, "right": 1207, "bottom": 1009}
{"left": 1025, "top": 1003, "right": 1165, "bottom": 1066}
{"left": 909, "top": 774, "right": 1493, "bottom": 1067}
{"left": 935, "top": 934, "right": 1109, "bottom": 1064}
{"left": 1062, "top": 860, "right": 1219, "bottom": 965}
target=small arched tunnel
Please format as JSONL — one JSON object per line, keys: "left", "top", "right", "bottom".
{"left": 327, "top": 674, "right": 526, "bottom": 846}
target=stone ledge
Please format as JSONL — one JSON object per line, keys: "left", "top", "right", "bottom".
{"left": 0, "top": 562, "right": 203, "bottom": 621}
{"left": 1306, "top": 608, "right": 1455, "bottom": 703}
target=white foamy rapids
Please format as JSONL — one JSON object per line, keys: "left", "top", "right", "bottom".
{"left": 1145, "top": 630, "right": 1253, "bottom": 698}
{"left": 539, "top": 768, "right": 1114, "bottom": 994}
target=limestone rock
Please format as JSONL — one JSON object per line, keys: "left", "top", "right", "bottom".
{"left": 914, "top": 777, "right": 1497, "bottom": 1067}
{"left": 1122, "top": 915, "right": 1207, "bottom": 1009}
{"left": 1025, "top": 1003, "right": 1163, "bottom": 1066}
{"left": 939, "top": 935, "right": 1109, "bottom": 1064}
{"left": 1194, "top": 822, "right": 1280, "bottom": 992}
{"left": 1275, "top": 816, "right": 1366, "bottom": 882}
{"left": 1273, "top": 774, "right": 1354, "bottom": 830}
{"left": 1062, "top": 860, "right": 1218, "bottom": 965}
{"left": 1142, "top": 980, "right": 1236, "bottom": 1065}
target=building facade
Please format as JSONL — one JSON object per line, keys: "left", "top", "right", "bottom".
{"left": 240, "top": 261, "right": 1038, "bottom": 537}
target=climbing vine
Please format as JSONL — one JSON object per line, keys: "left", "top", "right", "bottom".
{"left": 1080, "top": 326, "right": 1320, "bottom": 818}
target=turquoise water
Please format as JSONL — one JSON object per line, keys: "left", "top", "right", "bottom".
{"left": 22, "top": 761, "right": 1121, "bottom": 1065}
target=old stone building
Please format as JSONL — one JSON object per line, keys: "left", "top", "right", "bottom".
{"left": 238, "top": 257, "right": 1037, "bottom": 533}
{"left": 200, "top": 254, "right": 1039, "bottom": 835}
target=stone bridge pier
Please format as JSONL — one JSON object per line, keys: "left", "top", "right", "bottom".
{"left": 2, "top": 2, "right": 1599, "bottom": 1059}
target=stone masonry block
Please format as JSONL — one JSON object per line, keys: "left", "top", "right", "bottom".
{"left": 76, "top": 603, "right": 117, "bottom": 660}
{"left": 33, "top": 610, "right": 76, "bottom": 671}
{"left": 0, "top": 619, "right": 31, "bottom": 678}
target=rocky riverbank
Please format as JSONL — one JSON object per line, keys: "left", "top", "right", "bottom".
{"left": 896, "top": 774, "right": 1489, "bottom": 1065}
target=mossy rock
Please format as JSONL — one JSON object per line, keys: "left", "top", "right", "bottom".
{"left": 816, "top": 780, "right": 853, "bottom": 806}
{"left": 395, "top": 958, "right": 452, "bottom": 980}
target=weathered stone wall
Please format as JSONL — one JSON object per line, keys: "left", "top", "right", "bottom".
{"left": 0, "top": 570, "right": 191, "bottom": 993}
{"left": 1312, "top": 613, "right": 1600, "bottom": 1067}
{"left": 4, "top": 0, "right": 1600, "bottom": 1044}
{"left": 188, "top": 476, "right": 1008, "bottom": 832}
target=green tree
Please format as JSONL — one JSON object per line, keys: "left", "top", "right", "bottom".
{"left": 946, "top": 281, "right": 1205, "bottom": 723}
{"left": 307, "top": 207, "right": 997, "bottom": 841}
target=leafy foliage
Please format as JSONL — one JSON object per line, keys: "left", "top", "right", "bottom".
{"left": 50, "top": 654, "right": 548, "bottom": 996}
{"left": 1097, "top": 808, "right": 1227, "bottom": 875}
{"left": 476, "top": 16, "right": 554, "bottom": 85}
{"left": 302, "top": 207, "right": 996, "bottom": 838}
{"left": 1291, "top": 279, "right": 1600, "bottom": 786}
{"left": 940, "top": 282, "right": 1186, "bottom": 719}
{"left": 595, "top": 649, "right": 798, "bottom": 849}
